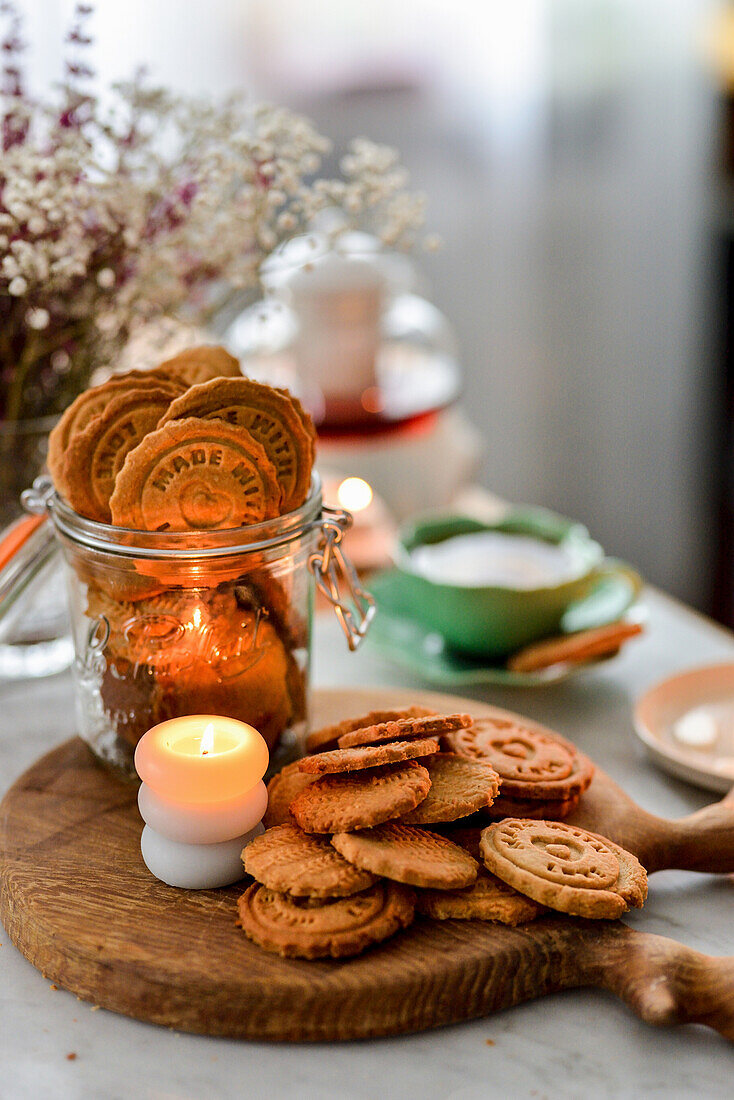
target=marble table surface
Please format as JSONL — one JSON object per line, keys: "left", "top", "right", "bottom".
{"left": 1, "top": 588, "right": 733, "bottom": 1100}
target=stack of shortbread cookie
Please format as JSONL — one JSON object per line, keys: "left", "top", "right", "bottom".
{"left": 445, "top": 716, "right": 594, "bottom": 821}
{"left": 237, "top": 709, "right": 648, "bottom": 958}
{"left": 46, "top": 345, "right": 316, "bottom": 753}
{"left": 48, "top": 344, "right": 316, "bottom": 528}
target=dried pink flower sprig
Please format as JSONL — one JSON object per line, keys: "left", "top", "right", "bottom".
{"left": 0, "top": 2, "right": 426, "bottom": 422}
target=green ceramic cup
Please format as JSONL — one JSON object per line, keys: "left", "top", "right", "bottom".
{"left": 393, "top": 507, "right": 643, "bottom": 660}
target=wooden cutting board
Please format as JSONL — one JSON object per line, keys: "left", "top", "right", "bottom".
{"left": 2, "top": 686, "right": 734, "bottom": 1042}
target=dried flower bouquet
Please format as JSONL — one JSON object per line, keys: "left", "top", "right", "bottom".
{"left": 0, "top": 2, "right": 426, "bottom": 426}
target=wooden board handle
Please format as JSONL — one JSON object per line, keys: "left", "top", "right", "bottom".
{"left": 567, "top": 779, "right": 734, "bottom": 874}
{"left": 636, "top": 786, "right": 734, "bottom": 874}
{"left": 572, "top": 923, "right": 734, "bottom": 1040}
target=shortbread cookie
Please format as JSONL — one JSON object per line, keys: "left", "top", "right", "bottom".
{"left": 508, "top": 621, "right": 643, "bottom": 672}
{"left": 332, "top": 824, "right": 479, "bottom": 890}
{"left": 338, "top": 712, "right": 472, "bottom": 750}
{"left": 397, "top": 754, "right": 500, "bottom": 825}
{"left": 160, "top": 377, "right": 314, "bottom": 512}
{"left": 278, "top": 387, "right": 317, "bottom": 463}
{"left": 243, "top": 824, "right": 378, "bottom": 898}
{"left": 155, "top": 345, "right": 242, "bottom": 388}
{"left": 306, "top": 706, "right": 434, "bottom": 755}
{"left": 445, "top": 717, "right": 594, "bottom": 801}
{"left": 415, "top": 868, "right": 544, "bottom": 924}
{"left": 62, "top": 387, "right": 176, "bottom": 522}
{"left": 487, "top": 792, "right": 581, "bottom": 822}
{"left": 298, "top": 738, "right": 440, "bottom": 775}
{"left": 48, "top": 374, "right": 183, "bottom": 496}
{"left": 109, "top": 417, "right": 281, "bottom": 530}
{"left": 479, "top": 819, "right": 647, "bottom": 919}
{"left": 263, "top": 762, "right": 317, "bottom": 828}
{"left": 236, "top": 880, "right": 415, "bottom": 959}
{"left": 290, "top": 761, "right": 431, "bottom": 834}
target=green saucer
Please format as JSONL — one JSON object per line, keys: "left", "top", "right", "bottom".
{"left": 365, "top": 569, "right": 643, "bottom": 688}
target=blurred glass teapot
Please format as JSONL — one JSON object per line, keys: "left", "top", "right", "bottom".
{"left": 225, "top": 230, "right": 460, "bottom": 431}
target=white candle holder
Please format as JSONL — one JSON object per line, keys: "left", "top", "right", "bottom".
{"left": 134, "top": 715, "right": 270, "bottom": 890}
{"left": 140, "top": 821, "right": 264, "bottom": 890}
{"left": 137, "top": 781, "right": 268, "bottom": 845}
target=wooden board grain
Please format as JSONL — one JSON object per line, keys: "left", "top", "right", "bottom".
{"left": 1, "top": 687, "right": 734, "bottom": 1042}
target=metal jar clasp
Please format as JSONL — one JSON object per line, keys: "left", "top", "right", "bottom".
{"left": 309, "top": 506, "right": 376, "bottom": 651}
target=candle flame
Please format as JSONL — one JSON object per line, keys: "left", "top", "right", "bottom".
{"left": 337, "top": 477, "right": 373, "bottom": 513}
{"left": 192, "top": 607, "right": 202, "bottom": 629}
{"left": 200, "top": 722, "right": 215, "bottom": 756}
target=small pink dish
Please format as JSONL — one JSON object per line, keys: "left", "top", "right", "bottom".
{"left": 634, "top": 663, "right": 734, "bottom": 792}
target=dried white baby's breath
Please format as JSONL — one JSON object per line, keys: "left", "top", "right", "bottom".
{"left": 1, "top": 50, "right": 426, "bottom": 420}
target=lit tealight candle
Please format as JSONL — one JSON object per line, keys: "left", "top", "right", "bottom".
{"left": 135, "top": 715, "right": 269, "bottom": 889}
{"left": 333, "top": 476, "right": 396, "bottom": 569}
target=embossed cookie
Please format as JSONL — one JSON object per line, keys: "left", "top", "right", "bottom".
{"left": 298, "top": 738, "right": 440, "bottom": 775}
{"left": 508, "top": 621, "right": 644, "bottom": 672}
{"left": 155, "top": 345, "right": 242, "bottom": 388}
{"left": 47, "top": 372, "right": 184, "bottom": 493}
{"left": 243, "top": 823, "right": 378, "bottom": 898}
{"left": 263, "top": 762, "right": 315, "bottom": 828}
{"left": 338, "top": 712, "right": 473, "bottom": 750}
{"left": 236, "top": 880, "right": 415, "bottom": 959}
{"left": 397, "top": 753, "right": 500, "bottom": 825}
{"left": 160, "top": 378, "right": 314, "bottom": 513}
{"left": 109, "top": 417, "right": 281, "bottom": 531}
{"left": 479, "top": 819, "right": 648, "bottom": 919}
{"left": 445, "top": 717, "right": 594, "bottom": 801}
{"left": 290, "top": 761, "right": 431, "bottom": 834}
{"left": 415, "top": 868, "right": 544, "bottom": 924}
{"left": 306, "top": 706, "right": 434, "bottom": 755}
{"left": 332, "top": 824, "right": 479, "bottom": 890}
{"left": 62, "top": 387, "right": 176, "bottom": 522}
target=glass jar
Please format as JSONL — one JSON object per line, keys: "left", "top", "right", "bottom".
{"left": 0, "top": 416, "right": 72, "bottom": 679}
{"left": 22, "top": 475, "right": 373, "bottom": 777}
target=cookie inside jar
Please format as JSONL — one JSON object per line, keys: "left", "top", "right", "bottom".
{"left": 47, "top": 348, "right": 322, "bottom": 775}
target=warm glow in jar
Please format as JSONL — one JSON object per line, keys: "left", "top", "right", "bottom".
{"left": 22, "top": 474, "right": 373, "bottom": 777}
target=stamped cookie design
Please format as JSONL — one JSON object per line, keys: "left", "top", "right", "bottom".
{"left": 445, "top": 717, "right": 572, "bottom": 780}
{"left": 243, "top": 824, "right": 378, "bottom": 898}
{"left": 160, "top": 378, "right": 315, "bottom": 512}
{"left": 479, "top": 818, "right": 647, "bottom": 918}
{"left": 236, "top": 880, "right": 415, "bottom": 959}
{"left": 63, "top": 387, "right": 177, "bottom": 522}
{"left": 109, "top": 417, "right": 281, "bottom": 531}
{"left": 445, "top": 717, "right": 594, "bottom": 801}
